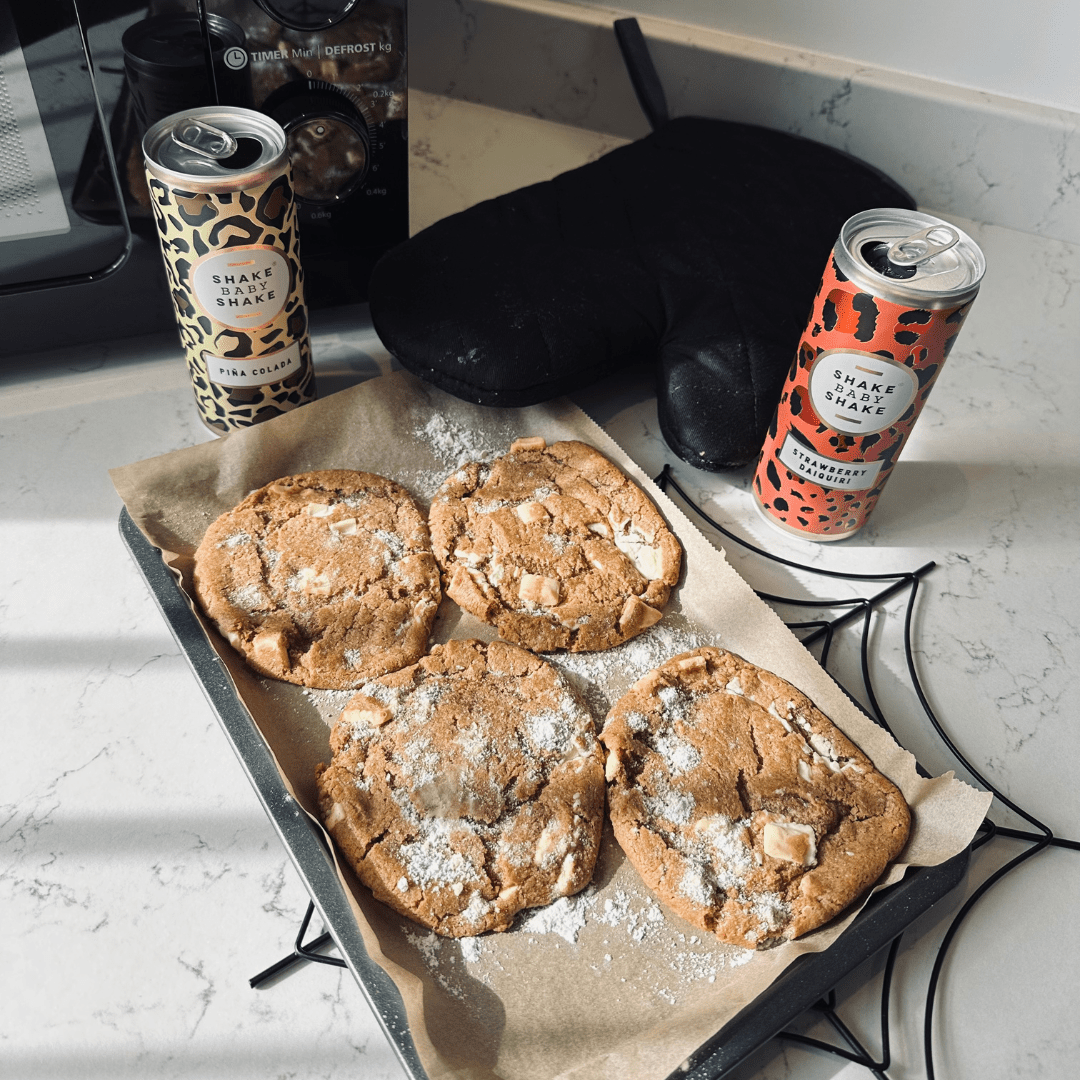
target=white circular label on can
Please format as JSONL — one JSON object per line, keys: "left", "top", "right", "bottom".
{"left": 807, "top": 350, "right": 919, "bottom": 435}
{"left": 191, "top": 246, "right": 290, "bottom": 331}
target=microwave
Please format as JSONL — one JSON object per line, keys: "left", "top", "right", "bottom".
{"left": 0, "top": 0, "right": 408, "bottom": 357}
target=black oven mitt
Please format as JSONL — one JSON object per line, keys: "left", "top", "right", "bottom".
{"left": 368, "top": 22, "right": 913, "bottom": 469}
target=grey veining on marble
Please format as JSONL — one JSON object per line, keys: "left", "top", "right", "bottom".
{"left": 409, "top": 0, "right": 1080, "bottom": 245}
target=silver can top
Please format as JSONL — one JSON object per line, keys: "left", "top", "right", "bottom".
{"left": 143, "top": 106, "right": 287, "bottom": 192}
{"left": 835, "top": 208, "right": 985, "bottom": 308}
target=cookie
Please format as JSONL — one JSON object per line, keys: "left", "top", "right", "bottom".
{"left": 428, "top": 437, "right": 682, "bottom": 653}
{"left": 315, "top": 638, "right": 606, "bottom": 937}
{"left": 600, "top": 647, "right": 911, "bottom": 948}
{"left": 193, "top": 471, "right": 441, "bottom": 689}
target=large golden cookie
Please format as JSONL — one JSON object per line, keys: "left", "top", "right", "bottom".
{"left": 428, "top": 438, "right": 682, "bottom": 652}
{"left": 193, "top": 470, "right": 440, "bottom": 689}
{"left": 315, "top": 639, "right": 606, "bottom": 937}
{"left": 601, "top": 647, "right": 911, "bottom": 948}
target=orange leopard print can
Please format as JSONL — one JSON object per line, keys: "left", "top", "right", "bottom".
{"left": 753, "top": 209, "right": 984, "bottom": 540}
{"left": 143, "top": 107, "right": 316, "bottom": 434}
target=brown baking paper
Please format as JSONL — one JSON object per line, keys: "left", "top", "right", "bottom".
{"left": 110, "top": 370, "right": 991, "bottom": 1080}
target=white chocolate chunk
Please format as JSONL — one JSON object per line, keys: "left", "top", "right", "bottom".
{"left": 519, "top": 572, "right": 561, "bottom": 607}
{"left": 612, "top": 528, "right": 665, "bottom": 580}
{"left": 605, "top": 749, "right": 621, "bottom": 781}
{"left": 618, "top": 594, "right": 663, "bottom": 633}
{"left": 294, "top": 566, "right": 333, "bottom": 595}
{"left": 767, "top": 702, "right": 793, "bottom": 731}
{"left": 555, "top": 854, "right": 576, "bottom": 895}
{"left": 586, "top": 521, "right": 613, "bottom": 539}
{"left": 510, "top": 436, "right": 546, "bottom": 453}
{"left": 342, "top": 702, "right": 393, "bottom": 728}
{"left": 535, "top": 820, "right": 566, "bottom": 863}
{"left": 515, "top": 501, "right": 549, "bottom": 525}
{"left": 397, "top": 876, "right": 409, "bottom": 892}
{"left": 631, "top": 670, "right": 663, "bottom": 694}
{"left": 453, "top": 547, "right": 484, "bottom": 567}
{"left": 252, "top": 629, "right": 289, "bottom": 670}
{"left": 451, "top": 882, "right": 464, "bottom": 896}
{"left": 329, "top": 517, "right": 358, "bottom": 535}
{"left": 304, "top": 502, "right": 334, "bottom": 517}
{"left": 677, "top": 655, "right": 707, "bottom": 672}
{"left": 763, "top": 821, "right": 818, "bottom": 866}
{"left": 325, "top": 802, "right": 346, "bottom": 828}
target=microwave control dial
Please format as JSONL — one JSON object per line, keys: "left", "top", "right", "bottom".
{"left": 264, "top": 80, "right": 373, "bottom": 205}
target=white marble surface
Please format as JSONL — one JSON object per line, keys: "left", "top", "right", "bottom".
{"left": 3, "top": 94, "right": 1079, "bottom": 1080}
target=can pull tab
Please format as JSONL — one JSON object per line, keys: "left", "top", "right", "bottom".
{"left": 171, "top": 119, "right": 238, "bottom": 161}
{"left": 887, "top": 225, "right": 960, "bottom": 268}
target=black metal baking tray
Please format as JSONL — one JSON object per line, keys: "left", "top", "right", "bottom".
{"left": 120, "top": 507, "right": 970, "bottom": 1080}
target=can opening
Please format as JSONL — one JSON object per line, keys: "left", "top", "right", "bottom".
{"left": 860, "top": 241, "right": 917, "bottom": 280}
{"left": 215, "top": 138, "right": 264, "bottom": 170}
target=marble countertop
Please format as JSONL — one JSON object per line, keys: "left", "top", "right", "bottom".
{"left": 3, "top": 91, "right": 1078, "bottom": 1080}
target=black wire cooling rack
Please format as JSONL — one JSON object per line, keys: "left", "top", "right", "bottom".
{"left": 251, "top": 463, "right": 1079, "bottom": 1080}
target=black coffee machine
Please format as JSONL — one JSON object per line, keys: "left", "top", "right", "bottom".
{"left": 0, "top": 0, "right": 408, "bottom": 354}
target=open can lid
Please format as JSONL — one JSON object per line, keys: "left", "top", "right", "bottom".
{"left": 836, "top": 209, "right": 985, "bottom": 309}
{"left": 143, "top": 106, "right": 287, "bottom": 193}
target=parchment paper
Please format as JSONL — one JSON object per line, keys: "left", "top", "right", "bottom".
{"left": 111, "top": 370, "right": 991, "bottom": 1080}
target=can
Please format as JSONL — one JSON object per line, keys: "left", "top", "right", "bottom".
{"left": 752, "top": 208, "right": 985, "bottom": 540}
{"left": 143, "top": 106, "right": 316, "bottom": 434}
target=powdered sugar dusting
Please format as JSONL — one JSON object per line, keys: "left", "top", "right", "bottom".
{"left": 401, "top": 873, "right": 759, "bottom": 1008}
{"left": 389, "top": 788, "right": 489, "bottom": 899}
{"left": 553, "top": 620, "right": 708, "bottom": 717}
{"left": 226, "top": 584, "right": 267, "bottom": 612}
{"left": 652, "top": 731, "right": 701, "bottom": 775}
{"left": 644, "top": 784, "right": 696, "bottom": 826}
{"left": 372, "top": 528, "right": 407, "bottom": 561}
{"left": 524, "top": 702, "right": 586, "bottom": 757}
{"left": 458, "top": 936, "right": 482, "bottom": 963}
{"left": 519, "top": 894, "right": 592, "bottom": 943}
{"left": 302, "top": 686, "right": 355, "bottom": 727}
{"left": 416, "top": 413, "right": 504, "bottom": 470}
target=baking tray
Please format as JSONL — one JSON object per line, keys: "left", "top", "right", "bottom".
{"left": 120, "top": 506, "right": 970, "bottom": 1080}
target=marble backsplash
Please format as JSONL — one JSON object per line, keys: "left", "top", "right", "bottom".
{"left": 409, "top": 0, "right": 1080, "bottom": 245}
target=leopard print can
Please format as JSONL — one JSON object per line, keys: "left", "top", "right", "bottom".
{"left": 753, "top": 210, "right": 984, "bottom": 541}
{"left": 143, "top": 107, "right": 316, "bottom": 434}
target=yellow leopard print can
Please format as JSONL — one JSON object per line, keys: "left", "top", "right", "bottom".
{"left": 143, "top": 107, "right": 316, "bottom": 433}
